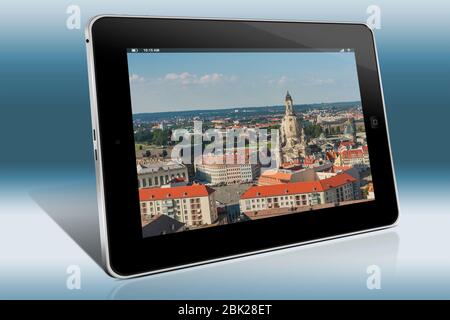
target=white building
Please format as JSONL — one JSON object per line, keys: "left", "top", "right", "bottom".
{"left": 137, "top": 160, "right": 188, "bottom": 188}
{"left": 139, "top": 184, "right": 217, "bottom": 227}
{"left": 195, "top": 155, "right": 260, "bottom": 185}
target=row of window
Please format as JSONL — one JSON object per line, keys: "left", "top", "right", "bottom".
{"left": 138, "top": 172, "right": 187, "bottom": 188}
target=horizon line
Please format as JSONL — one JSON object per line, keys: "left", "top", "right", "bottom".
{"left": 132, "top": 99, "right": 362, "bottom": 116}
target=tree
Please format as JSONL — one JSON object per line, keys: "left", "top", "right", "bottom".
{"left": 134, "top": 130, "right": 152, "bottom": 143}
{"left": 151, "top": 129, "right": 169, "bottom": 146}
{"left": 304, "top": 124, "right": 323, "bottom": 139}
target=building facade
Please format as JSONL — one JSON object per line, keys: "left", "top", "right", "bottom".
{"left": 240, "top": 173, "right": 357, "bottom": 215}
{"left": 195, "top": 161, "right": 260, "bottom": 185}
{"left": 139, "top": 185, "right": 218, "bottom": 227}
{"left": 137, "top": 160, "right": 188, "bottom": 188}
{"left": 335, "top": 146, "right": 370, "bottom": 167}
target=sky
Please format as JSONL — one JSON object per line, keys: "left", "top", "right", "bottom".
{"left": 127, "top": 51, "right": 362, "bottom": 113}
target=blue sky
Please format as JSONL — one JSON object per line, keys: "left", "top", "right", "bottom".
{"left": 127, "top": 51, "right": 361, "bottom": 113}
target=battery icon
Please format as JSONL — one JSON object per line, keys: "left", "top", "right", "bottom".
{"left": 131, "top": 48, "right": 138, "bottom": 53}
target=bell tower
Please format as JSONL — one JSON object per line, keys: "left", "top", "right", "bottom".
{"left": 279, "top": 91, "right": 306, "bottom": 164}
{"left": 285, "top": 91, "right": 294, "bottom": 115}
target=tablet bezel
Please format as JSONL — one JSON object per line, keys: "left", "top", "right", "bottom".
{"left": 86, "top": 16, "right": 399, "bottom": 278}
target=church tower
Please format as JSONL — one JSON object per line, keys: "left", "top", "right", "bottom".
{"left": 279, "top": 91, "right": 306, "bottom": 163}
{"left": 285, "top": 91, "right": 294, "bottom": 115}
{"left": 281, "top": 91, "right": 302, "bottom": 148}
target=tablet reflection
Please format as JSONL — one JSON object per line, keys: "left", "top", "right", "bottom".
{"left": 109, "top": 230, "right": 398, "bottom": 299}
{"left": 29, "top": 181, "right": 103, "bottom": 268}
{"left": 28, "top": 181, "right": 398, "bottom": 299}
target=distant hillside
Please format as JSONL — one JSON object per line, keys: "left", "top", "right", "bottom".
{"left": 133, "top": 101, "right": 361, "bottom": 122}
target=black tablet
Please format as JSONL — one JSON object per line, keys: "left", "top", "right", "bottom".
{"left": 86, "top": 16, "right": 399, "bottom": 278}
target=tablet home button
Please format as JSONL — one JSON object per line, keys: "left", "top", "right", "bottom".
{"left": 370, "top": 116, "right": 380, "bottom": 129}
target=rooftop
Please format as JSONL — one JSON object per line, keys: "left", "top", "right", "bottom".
{"left": 260, "top": 170, "right": 293, "bottom": 181}
{"left": 142, "top": 214, "right": 185, "bottom": 237}
{"left": 340, "top": 148, "right": 368, "bottom": 159}
{"left": 241, "top": 173, "right": 356, "bottom": 199}
{"left": 140, "top": 184, "right": 215, "bottom": 201}
{"left": 137, "top": 160, "right": 185, "bottom": 175}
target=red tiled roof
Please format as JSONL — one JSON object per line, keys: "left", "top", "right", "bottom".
{"left": 258, "top": 171, "right": 294, "bottom": 185}
{"left": 341, "top": 149, "right": 364, "bottom": 159}
{"left": 319, "top": 173, "right": 356, "bottom": 189}
{"left": 261, "top": 171, "right": 293, "bottom": 181}
{"left": 140, "top": 185, "right": 214, "bottom": 201}
{"left": 241, "top": 181, "right": 323, "bottom": 199}
{"left": 340, "top": 141, "right": 355, "bottom": 147}
{"left": 303, "top": 157, "right": 317, "bottom": 165}
{"left": 241, "top": 173, "right": 356, "bottom": 199}
{"left": 332, "top": 165, "right": 352, "bottom": 172}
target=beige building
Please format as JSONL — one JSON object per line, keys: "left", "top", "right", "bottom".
{"left": 240, "top": 173, "right": 357, "bottom": 214}
{"left": 335, "top": 146, "right": 370, "bottom": 167}
{"left": 137, "top": 160, "right": 188, "bottom": 188}
{"left": 195, "top": 156, "right": 260, "bottom": 185}
{"left": 139, "top": 184, "right": 217, "bottom": 227}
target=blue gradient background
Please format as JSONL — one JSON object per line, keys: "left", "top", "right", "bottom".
{"left": 0, "top": 0, "right": 449, "bottom": 299}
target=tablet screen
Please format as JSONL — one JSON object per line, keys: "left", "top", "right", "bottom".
{"left": 126, "top": 49, "right": 375, "bottom": 238}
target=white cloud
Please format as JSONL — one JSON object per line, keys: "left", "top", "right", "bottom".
{"left": 277, "top": 75, "right": 289, "bottom": 85}
{"left": 162, "top": 72, "right": 237, "bottom": 86}
{"left": 312, "top": 78, "right": 335, "bottom": 85}
{"left": 267, "top": 75, "right": 292, "bottom": 85}
{"left": 198, "top": 73, "right": 223, "bottom": 84}
{"left": 129, "top": 73, "right": 145, "bottom": 82}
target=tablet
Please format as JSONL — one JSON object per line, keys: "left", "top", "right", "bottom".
{"left": 86, "top": 16, "right": 399, "bottom": 278}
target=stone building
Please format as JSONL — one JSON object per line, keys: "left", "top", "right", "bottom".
{"left": 279, "top": 91, "right": 307, "bottom": 163}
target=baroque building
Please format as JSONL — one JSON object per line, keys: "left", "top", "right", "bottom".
{"left": 279, "top": 91, "right": 307, "bottom": 163}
